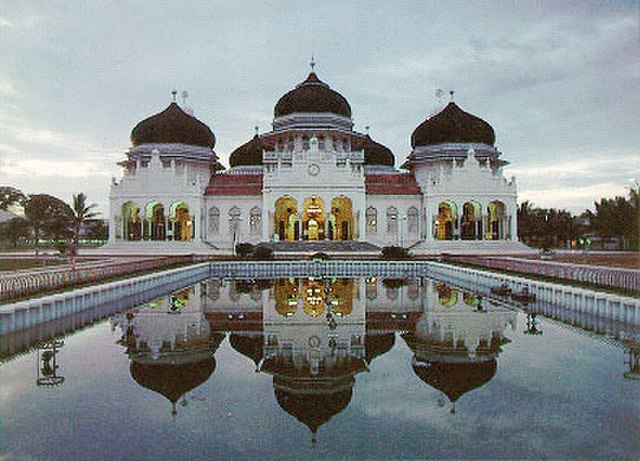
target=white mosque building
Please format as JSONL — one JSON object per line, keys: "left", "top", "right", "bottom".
{"left": 107, "top": 64, "right": 530, "bottom": 255}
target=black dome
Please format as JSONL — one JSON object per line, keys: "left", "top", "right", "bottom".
{"left": 274, "top": 72, "right": 352, "bottom": 118}
{"left": 229, "top": 134, "right": 263, "bottom": 168}
{"left": 411, "top": 102, "right": 495, "bottom": 148}
{"left": 275, "top": 383, "right": 353, "bottom": 434}
{"left": 412, "top": 360, "right": 497, "bottom": 403}
{"left": 362, "top": 135, "right": 395, "bottom": 167}
{"left": 130, "top": 357, "right": 216, "bottom": 404}
{"left": 131, "top": 102, "right": 216, "bottom": 148}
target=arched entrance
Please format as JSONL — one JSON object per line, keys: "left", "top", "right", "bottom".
{"left": 461, "top": 201, "right": 481, "bottom": 240}
{"left": 145, "top": 201, "right": 166, "bottom": 241}
{"left": 274, "top": 196, "right": 298, "bottom": 241}
{"left": 275, "top": 278, "right": 299, "bottom": 317}
{"left": 122, "top": 201, "right": 141, "bottom": 241}
{"left": 487, "top": 201, "right": 506, "bottom": 240}
{"left": 330, "top": 196, "right": 354, "bottom": 240}
{"left": 170, "top": 202, "right": 193, "bottom": 241}
{"left": 302, "top": 196, "right": 326, "bottom": 241}
{"left": 302, "top": 278, "right": 325, "bottom": 317}
{"left": 435, "top": 202, "right": 457, "bottom": 240}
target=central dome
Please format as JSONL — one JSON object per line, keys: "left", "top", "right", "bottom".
{"left": 274, "top": 72, "right": 352, "bottom": 118}
{"left": 131, "top": 102, "right": 216, "bottom": 148}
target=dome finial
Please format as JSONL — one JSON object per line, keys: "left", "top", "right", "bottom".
{"left": 365, "top": 125, "right": 370, "bottom": 135}
{"left": 171, "top": 89, "right": 177, "bottom": 102}
{"left": 310, "top": 55, "right": 316, "bottom": 72}
{"left": 254, "top": 125, "right": 259, "bottom": 136}
{"left": 449, "top": 90, "right": 455, "bottom": 102}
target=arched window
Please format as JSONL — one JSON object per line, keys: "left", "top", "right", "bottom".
{"left": 250, "top": 206, "right": 261, "bottom": 235}
{"left": 461, "top": 201, "right": 482, "bottom": 240}
{"left": 435, "top": 202, "right": 457, "bottom": 240}
{"left": 387, "top": 207, "right": 398, "bottom": 233}
{"left": 277, "top": 139, "right": 284, "bottom": 152}
{"left": 332, "top": 137, "right": 339, "bottom": 152}
{"left": 302, "top": 135, "right": 309, "bottom": 151}
{"left": 208, "top": 207, "right": 220, "bottom": 235}
{"left": 287, "top": 137, "right": 294, "bottom": 152}
{"left": 407, "top": 207, "right": 419, "bottom": 234}
{"left": 366, "top": 207, "right": 377, "bottom": 233}
{"left": 229, "top": 206, "right": 241, "bottom": 234}
{"left": 318, "top": 135, "right": 326, "bottom": 151}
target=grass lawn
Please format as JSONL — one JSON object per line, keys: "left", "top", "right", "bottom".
{"left": 0, "top": 259, "right": 66, "bottom": 272}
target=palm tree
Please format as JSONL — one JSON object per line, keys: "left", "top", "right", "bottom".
{"left": 72, "top": 193, "right": 99, "bottom": 245}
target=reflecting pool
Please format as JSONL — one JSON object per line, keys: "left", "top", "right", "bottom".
{"left": 1, "top": 277, "right": 639, "bottom": 460}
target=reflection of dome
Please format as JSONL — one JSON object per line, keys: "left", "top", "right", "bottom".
{"left": 274, "top": 72, "right": 351, "bottom": 118}
{"left": 262, "top": 355, "right": 366, "bottom": 437}
{"left": 229, "top": 134, "right": 263, "bottom": 168}
{"left": 275, "top": 384, "right": 353, "bottom": 435}
{"left": 131, "top": 355, "right": 215, "bottom": 406}
{"left": 403, "top": 332, "right": 497, "bottom": 403}
{"left": 230, "top": 333, "right": 263, "bottom": 370}
{"left": 365, "top": 333, "right": 395, "bottom": 364}
{"left": 412, "top": 359, "right": 497, "bottom": 403}
{"left": 411, "top": 102, "right": 495, "bottom": 148}
{"left": 131, "top": 102, "right": 216, "bottom": 148}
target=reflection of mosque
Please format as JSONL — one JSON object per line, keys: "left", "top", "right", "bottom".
{"left": 112, "top": 277, "right": 515, "bottom": 434}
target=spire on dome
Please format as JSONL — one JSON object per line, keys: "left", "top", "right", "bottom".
{"left": 310, "top": 55, "right": 316, "bottom": 72}
{"left": 171, "top": 89, "right": 177, "bottom": 102}
{"left": 449, "top": 90, "right": 455, "bottom": 102}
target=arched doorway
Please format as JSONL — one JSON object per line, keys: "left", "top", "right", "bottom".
{"left": 330, "top": 278, "right": 354, "bottom": 317}
{"left": 302, "top": 278, "right": 325, "bottom": 317}
{"left": 275, "top": 278, "right": 299, "bottom": 317}
{"left": 170, "top": 202, "right": 193, "bottom": 241}
{"left": 330, "top": 196, "right": 354, "bottom": 240}
{"left": 302, "top": 196, "right": 326, "bottom": 241}
{"left": 435, "top": 202, "right": 457, "bottom": 240}
{"left": 274, "top": 196, "right": 298, "bottom": 241}
{"left": 461, "top": 201, "right": 481, "bottom": 240}
{"left": 487, "top": 201, "right": 506, "bottom": 240}
{"left": 145, "top": 201, "right": 166, "bottom": 241}
{"left": 122, "top": 201, "right": 141, "bottom": 241}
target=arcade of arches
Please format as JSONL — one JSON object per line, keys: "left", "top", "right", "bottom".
{"left": 274, "top": 278, "right": 354, "bottom": 318}
{"left": 118, "top": 200, "right": 194, "bottom": 242}
{"left": 434, "top": 200, "right": 510, "bottom": 241}
{"left": 274, "top": 195, "right": 355, "bottom": 242}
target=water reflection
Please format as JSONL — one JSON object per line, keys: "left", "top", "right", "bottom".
{"left": 106, "top": 278, "right": 523, "bottom": 436}
{"left": 111, "top": 287, "right": 225, "bottom": 416}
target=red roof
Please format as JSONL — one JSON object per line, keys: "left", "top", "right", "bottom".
{"left": 205, "top": 173, "right": 263, "bottom": 196}
{"left": 365, "top": 173, "right": 421, "bottom": 195}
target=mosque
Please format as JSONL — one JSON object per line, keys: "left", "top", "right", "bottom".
{"left": 107, "top": 62, "right": 530, "bottom": 255}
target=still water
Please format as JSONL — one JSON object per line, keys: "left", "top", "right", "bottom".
{"left": 1, "top": 277, "right": 638, "bottom": 460}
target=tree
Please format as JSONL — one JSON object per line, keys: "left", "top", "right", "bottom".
{"left": 85, "top": 219, "right": 108, "bottom": 242}
{"left": 71, "top": 193, "right": 99, "bottom": 245}
{"left": 0, "top": 217, "right": 30, "bottom": 247}
{"left": 0, "top": 186, "right": 26, "bottom": 211}
{"left": 24, "top": 194, "right": 74, "bottom": 245}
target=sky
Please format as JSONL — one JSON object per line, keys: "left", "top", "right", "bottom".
{"left": 0, "top": 1, "right": 638, "bottom": 216}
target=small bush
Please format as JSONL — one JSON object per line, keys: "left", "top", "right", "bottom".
{"left": 253, "top": 245, "right": 274, "bottom": 260}
{"left": 235, "top": 242, "right": 255, "bottom": 258}
{"left": 382, "top": 278, "right": 409, "bottom": 289}
{"left": 381, "top": 246, "right": 410, "bottom": 260}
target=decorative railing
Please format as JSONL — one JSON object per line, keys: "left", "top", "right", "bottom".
{"left": 0, "top": 256, "right": 199, "bottom": 302}
{"left": 446, "top": 256, "right": 639, "bottom": 293}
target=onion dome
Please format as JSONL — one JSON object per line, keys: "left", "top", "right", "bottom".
{"left": 274, "top": 72, "right": 351, "bottom": 118}
{"left": 412, "top": 359, "right": 497, "bottom": 403}
{"left": 229, "top": 134, "right": 263, "bottom": 168}
{"left": 275, "top": 385, "right": 353, "bottom": 435}
{"left": 130, "top": 357, "right": 216, "bottom": 408}
{"left": 131, "top": 102, "right": 216, "bottom": 148}
{"left": 362, "top": 135, "right": 395, "bottom": 167}
{"left": 411, "top": 102, "right": 495, "bottom": 148}
{"left": 230, "top": 334, "right": 264, "bottom": 371}
{"left": 365, "top": 333, "right": 395, "bottom": 364}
